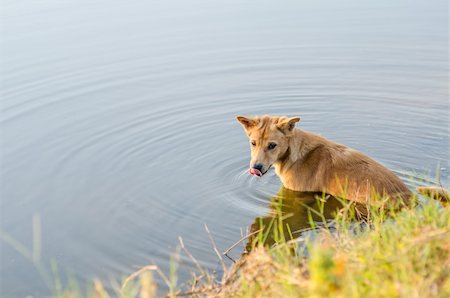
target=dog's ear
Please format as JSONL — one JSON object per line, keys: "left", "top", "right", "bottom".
{"left": 236, "top": 116, "right": 258, "bottom": 130}
{"left": 277, "top": 116, "right": 301, "bottom": 134}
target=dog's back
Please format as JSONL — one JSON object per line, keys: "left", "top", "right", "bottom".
{"left": 276, "top": 129, "right": 412, "bottom": 205}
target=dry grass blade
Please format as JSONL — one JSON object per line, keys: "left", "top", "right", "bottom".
{"left": 93, "top": 279, "right": 110, "bottom": 298}
{"left": 204, "top": 224, "right": 226, "bottom": 274}
{"left": 179, "top": 237, "right": 207, "bottom": 278}
{"left": 121, "top": 265, "right": 158, "bottom": 294}
{"left": 223, "top": 228, "right": 262, "bottom": 256}
{"left": 409, "top": 228, "right": 450, "bottom": 246}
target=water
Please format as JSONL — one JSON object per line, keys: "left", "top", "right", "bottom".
{"left": 1, "top": 0, "right": 448, "bottom": 296}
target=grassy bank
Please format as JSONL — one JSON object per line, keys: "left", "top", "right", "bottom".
{"left": 213, "top": 199, "right": 450, "bottom": 298}
{"left": 85, "top": 194, "right": 450, "bottom": 298}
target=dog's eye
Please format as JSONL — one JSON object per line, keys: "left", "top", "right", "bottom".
{"left": 268, "top": 142, "right": 277, "bottom": 150}
{"left": 251, "top": 140, "right": 256, "bottom": 146}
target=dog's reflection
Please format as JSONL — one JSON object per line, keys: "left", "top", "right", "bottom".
{"left": 245, "top": 187, "right": 364, "bottom": 252}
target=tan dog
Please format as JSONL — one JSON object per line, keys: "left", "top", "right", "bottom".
{"left": 237, "top": 115, "right": 413, "bottom": 205}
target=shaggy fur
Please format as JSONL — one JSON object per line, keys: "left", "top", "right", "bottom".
{"left": 237, "top": 115, "right": 412, "bottom": 205}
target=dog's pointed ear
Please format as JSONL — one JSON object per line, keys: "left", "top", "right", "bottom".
{"left": 236, "top": 116, "right": 258, "bottom": 130}
{"left": 277, "top": 116, "right": 301, "bottom": 134}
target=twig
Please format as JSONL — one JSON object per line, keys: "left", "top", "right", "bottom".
{"left": 222, "top": 229, "right": 262, "bottom": 256}
{"left": 224, "top": 253, "right": 237, "bottom": 263}
{"left": 179, "top": 237, "right": 207, "bottom": 277}
{"left": 204, "top": 224, "right": 226, "bottom": 274}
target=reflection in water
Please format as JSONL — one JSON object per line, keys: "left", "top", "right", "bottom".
{"left": 245, "top": 187, "right": 365, "bottom": 252}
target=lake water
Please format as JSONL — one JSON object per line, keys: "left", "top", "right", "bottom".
{"left": 1, "top": 0, "right": 448, "bottom": 296}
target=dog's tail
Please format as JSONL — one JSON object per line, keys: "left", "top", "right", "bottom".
{"left": 416, "top": 186, "right": 450, "bottom": 205}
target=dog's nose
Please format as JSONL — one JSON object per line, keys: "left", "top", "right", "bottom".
{"left": 253, "top": 164, "right": 264, "bottom": 172}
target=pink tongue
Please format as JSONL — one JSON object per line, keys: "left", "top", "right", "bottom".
{"left": 249, "top": 168, "right": 262, "bottom": 177}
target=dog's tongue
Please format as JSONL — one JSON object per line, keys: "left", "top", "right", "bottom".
{"left": 249, "top": 168, "right": 262, "bottom": 177}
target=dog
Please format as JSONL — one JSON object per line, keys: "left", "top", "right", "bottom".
{"left": 236, "top": 115, "right": 415, "bottom": 205}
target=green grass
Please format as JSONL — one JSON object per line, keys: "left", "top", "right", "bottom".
{"left": 207, "top": 195, "right": 450, "bottom": 298}
{"left": 2, "top": 191, "right": 449, "bottom": 298}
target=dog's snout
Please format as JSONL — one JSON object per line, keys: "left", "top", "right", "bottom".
{"left": 253, "top": 164, "right": 264, "bottom": 172}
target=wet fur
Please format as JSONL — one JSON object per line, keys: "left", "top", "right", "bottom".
{"left": 237, "top": 115, "right": 413, "bottom": 205}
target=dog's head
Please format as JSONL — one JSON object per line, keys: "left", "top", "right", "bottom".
{"left": 236, "top": 115, "right": 300, "bottom": 176}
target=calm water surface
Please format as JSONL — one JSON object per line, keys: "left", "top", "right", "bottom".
{"left": 1, "top": 0, "right": 448, "bottom": 296}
